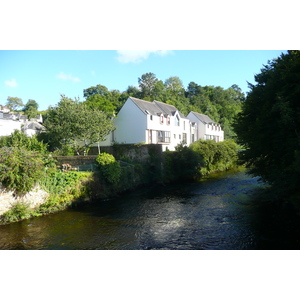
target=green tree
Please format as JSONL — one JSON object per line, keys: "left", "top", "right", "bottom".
{"left": 42, "top": 95, "right": 115, "bottom": 155}
{"left": 23, "top": 99, "right": 39, "bottom": 111}
{"left": 234, "top": 50, "right": 300, "bottom": 194}
{"left": 83, "top": 84, "right": 110, "bottom": 99}
{"left": 164, "top": 76, "right": 185, "bottom": 97}
{"left": 6, "top": 96, "right": 24, "bottom": 111}
{"left": 23, "top": 99, "right": 39, "bottom": 119}
{"left": 138, "top": 72, "right": 159, "bottom": 99}
{"left": 84, "top": 94, "right": 116, "bottom": 117}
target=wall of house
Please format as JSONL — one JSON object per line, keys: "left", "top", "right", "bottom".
{"left": 204, "top": 124, "right": 224, "bottom": 142}
{"left": 186, "top": 112, "right": 224, "bottom": 142}
{"left": 114, "top": 99, "right": 147, "bottom": 144}
{"left": 145, "top": 112, "right": 192, "bottom": 151}
{"left": 0, "top": 119, "right": 22, "bottom": 136}
{"left": 186, "top": 113, "right": 205, "bottom": 141}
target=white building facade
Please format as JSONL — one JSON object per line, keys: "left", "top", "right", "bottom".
{"left": 99, "top": 97, "right": 224, "bottom": 151}
{"left": 104, "top": 97, "right": 197, "bottom": 151}
{"left": 0, "top": 108, "right": 44, "bottom": 138}
{"left": 186, "top": 111, "right": 224, "bottom": 142}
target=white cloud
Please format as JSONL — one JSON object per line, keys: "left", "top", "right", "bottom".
{"left": 56, "top": 72, "right": 81, "bottom": 82}
{"left": 116, "top": 50, "right": 173, "bottom": 64}
{"left": 4, "top": 78, "right": 18, "bottom": 87}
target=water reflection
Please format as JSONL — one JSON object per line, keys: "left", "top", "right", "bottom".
{"left": 1, "top": 168, "right": 300, "bottom": 250}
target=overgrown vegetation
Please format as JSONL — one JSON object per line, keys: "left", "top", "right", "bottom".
{"left": 0, "top": 131, "right": 93, "bottom": 223}
{"left": 95, "top": 153, "right": 121, "bottom": 184}
{"left": 38, "top": 170, "right": 92, "bottom": 214}
{"left": 1, "top": 202, "right": 35, "bottom": 223}
{"left": 162, "top": 140, "right": 239, "bottom": 181}
{"left": 163, "top": 142, "right": 202, "bottom": 182}
{"left": 190, "top": 139, "right": 239, "bottom": 176}
{"left": 0, "top": 147, "right": 46, "bottom": 195}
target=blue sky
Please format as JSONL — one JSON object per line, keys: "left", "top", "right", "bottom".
{"left": 1, "top": 50, "right": 287, "bottom": 111}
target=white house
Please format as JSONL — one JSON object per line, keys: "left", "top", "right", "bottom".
{"left": 102, "top": 97, "right": 197, "bottom": 151}
{"left": 0, "top": 107, "right": 44, "bottom": 138}
{"left": 22, "top": 120, "right": 45, "bottom": 137}
{"left": 186, "top": 111, "right": 224, "bottom": 142}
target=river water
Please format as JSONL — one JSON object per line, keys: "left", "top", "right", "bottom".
{"left": 1, "top": 168, "right": 300, "bottom": 250}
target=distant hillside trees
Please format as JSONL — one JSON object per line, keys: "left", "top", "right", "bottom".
{"left": 83, "top": 73, "right": 245, "bottom": 140}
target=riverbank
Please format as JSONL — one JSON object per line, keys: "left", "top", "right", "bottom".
{"left": 0, "top": 140, "right": 241, "bottom": 224}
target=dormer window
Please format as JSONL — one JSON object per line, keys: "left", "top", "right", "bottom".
{"left": 175, "top": 115, "right": 180, "bottom": 126}
{"left": 160, "top": 114, "right": 164, "bottom": 124}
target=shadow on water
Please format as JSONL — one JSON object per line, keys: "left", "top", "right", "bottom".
{"left": 249, "top": 192, "right": 300, "bottom": 250}
{"left": 1, "top": 167, "right": 300, "bottom": 250}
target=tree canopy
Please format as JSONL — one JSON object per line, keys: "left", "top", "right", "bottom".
{"left": 6, "top": 96, "right": 24, "bottom": 111}
{"left": 233, "top": 50, "right": 300, "bottom": 195}
{"left": 23, "top": 99, "right": 39, "bottom": 119}
{"left": 41, "top": 95, "right": 115, "bottom": 155}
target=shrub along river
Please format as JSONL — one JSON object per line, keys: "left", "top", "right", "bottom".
{"left": 1, "top": 167, "right": 300, "bottom": 250}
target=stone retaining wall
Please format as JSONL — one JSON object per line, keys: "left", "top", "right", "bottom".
{"left": 0, "top": 184, "right": 49, "bottom": 215}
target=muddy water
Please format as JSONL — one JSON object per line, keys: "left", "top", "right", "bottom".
{"left": 1, "top": 168, "right": 300, "bottom": 250}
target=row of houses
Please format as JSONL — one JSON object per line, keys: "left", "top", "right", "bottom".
{"left": 99, "top": 97, "right": 224, "bottom": 151}
{"left": 0, "top": 106, "right": 44, "bottom": 137}
{"left": 0, "top": 97, "right": 224, "bottom": 151}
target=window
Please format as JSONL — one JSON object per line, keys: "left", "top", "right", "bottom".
{"left": 167, "top": 117, "right": 170, "bottom": 125}
{"left": 183, "top": 121, "right": 186, "bottom": 130}
{"left": 160, "top": 115, "right": 164, "bottom": 124}
{"left": 183, "top": 133, "right": 187, "bottom": 143}
{"left": 175, "top": 115, "right": 180, "bottom": 126}
{"left": 150, "top": 115, "right": 153, "bottom": 121}
{"left": 157, "top": 131, "right": 171, "bottom": 143}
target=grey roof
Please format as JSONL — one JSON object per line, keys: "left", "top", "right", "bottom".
{"left": 24, "top": 121, "right": 45, "bottom": 131}
{"left": 129, "top": 97, "right": 186, "bottom": 118}
{"left": 190, "top": 111, "right": 216, "bottom": 124}
{"left": 129, "top": 97, "right": 161, "bottom": 115}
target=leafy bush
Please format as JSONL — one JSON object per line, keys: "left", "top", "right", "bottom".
{"left": 0, "top": 147, "right": 45, "bottom": 195}
{"left": 0, "top": 202, "right": 34, "bottom": 223}
{"left": 40, "top": 169, "right": 90, "bottom": 195}
{"left": 163, "top": 143, "right": 202, "bottom": 182}
{"left": 0, "top": 130, "right": 48, "bottom": 154}
{"left": 38, "top": 170, "right": 92, "bottom": 214}
{"left": 95, "top": 153, "right": 121, "bottom": 184}
{"left": 190, "top": 139, "right": 239, "bottom": 175}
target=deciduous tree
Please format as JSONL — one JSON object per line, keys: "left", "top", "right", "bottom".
{"left": 6, "top": 96, "right": 24, "bottom": 111}
{"left": 234, "top": 50, "right": 300, "bottom": 194}
{"left": 42, "top": 95, "right": 115, "bottom": 154}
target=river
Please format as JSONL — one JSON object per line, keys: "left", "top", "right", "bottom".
{"left": 1, "top": 168, "right": 300, "bottom": 250}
